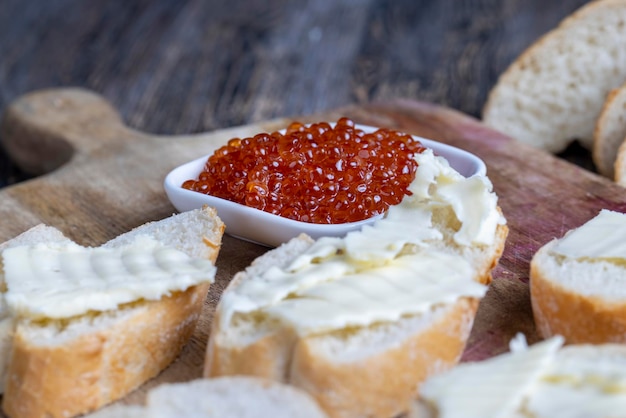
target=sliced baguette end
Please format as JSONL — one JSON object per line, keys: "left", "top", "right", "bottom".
{"left": 2, "top": 284, "right": 210, "bottom": 418}
{"left": 530, "top": 241, "right": 626, "bottom": 344}
{"left": 289, "top": 297, "right": 480, "bottom": 418}
{"left": 1, "top": 207, "right": 225, "bottom": 418}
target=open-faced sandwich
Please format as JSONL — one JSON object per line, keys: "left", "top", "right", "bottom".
{"left": 0, "top": 207, "right": 224, "bottom": 418}
{"left": 531, "top": 209, "right": 626, "bottom": 344}
{"left": 414, "top": 334, "right": 626, "bottom": 417}
{"left": 205, "top": 147, "right": 508, "bottom": 417}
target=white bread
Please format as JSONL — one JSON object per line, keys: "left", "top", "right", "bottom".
{"left": 0, "top": 206, "right": 225, "bottom": 418}
{"left": 593, "top": 82, "right": 626, "bottom": 178}
{"left": 414, "top": 335, "right": 626, "bottom": 418}
{"left": 0, "top": 224, "right": 70, "bottom": 252}
{"left": 205, "top": 149, "right": 508, "bottom": 418}
{"left": 483, "top": 0, "right": 626, "bottom": 153}
{"left": 530, "top": 209, "right": 626, "bottom": 344}
{"left": 88, "top": 376, "right": 328, "bottom": 418}
{"left": 0, "top": 225, "right": 72, "bottom": 394}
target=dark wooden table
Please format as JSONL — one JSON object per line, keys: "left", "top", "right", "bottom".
{"left": 0, "top": 0, "right": 592, "bottom": 188}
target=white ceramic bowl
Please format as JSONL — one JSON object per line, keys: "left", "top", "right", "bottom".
{"left": 164, "top": 124, "right": 486, "bottom": 247}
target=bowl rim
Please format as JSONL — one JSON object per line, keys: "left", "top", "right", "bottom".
{"left": 163, "top": 123, "right": 487, "bottom": 246}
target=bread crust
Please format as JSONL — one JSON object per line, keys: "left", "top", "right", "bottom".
{"left": 530, "top": 252, "right": 626, "bottom": 344}
{"left": 1, "top": 206, "right": 225, "bottom": 418}
{"left": 290, "top": 298, "right": 480, "bottom": 418}
{"left": 592, "top": 86, "right": 625, "bottom": 178}
{"left": 204, "top": 235, "right": 315, "bottom": 380}
{"left": 205, "top": 212, "right": 506, "bottom": 417}
{"left": 614, "top": 130, "right": 626, "bottom": 186}
{"left": 2, "top": 283, "right": 209, "bottom": 418}
{"left": 203, "top": 228, "right": 506, "bottom": 417}
{"left": 207, "top": 297, "right": 479, "bottom": 418}
{"left": 205, "top": 307, "right": 297, "bottom": 381}
{"left": 476, "top": 222, "right": 508, "bottom": 285}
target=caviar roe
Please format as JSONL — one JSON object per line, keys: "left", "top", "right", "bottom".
{"left": 181, "top": 117, "right": 426, "bottom": 224}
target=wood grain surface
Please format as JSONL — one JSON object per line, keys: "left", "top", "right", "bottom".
{"left": 0, "top": 0, "right": 594, "bottom": 188}
{"left": 0, "top": 0, "right": 618, "bottom": 413}
{"left": 0, "top": 88, "right": 625, "bottom": 412}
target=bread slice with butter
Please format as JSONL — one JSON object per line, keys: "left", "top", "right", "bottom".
{"left": 0, "top": 224, "right": 72, "bottom": 394}
{"left": 205, "top": 149, "right": 508, "bottom": 418}
{"left": 531, "top": 209, "right": 626, "bottom": 344}
{"left": 414, "top": 335, "right": 626, "bottom": 418}
{"left": 88, "top": 376, "right": 329, "bottom": 418}
{"left": 0, "top": 206, "right": 225, "bottom": 418}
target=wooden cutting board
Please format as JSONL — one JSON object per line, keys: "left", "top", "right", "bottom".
{"left": 2, "top": 87, "right": 626, "bottom": 410}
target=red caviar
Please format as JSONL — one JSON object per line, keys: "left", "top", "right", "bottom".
{"left": 182, "top": 117, "right": 425, "bottom": 224}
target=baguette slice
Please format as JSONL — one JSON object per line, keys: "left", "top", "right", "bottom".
{"left": 1, "top": 206, "right": 225, "bottom": 418}
{"left": 414, "top": 335, "right": 626, "bottom": 418}
{"left": 483, "top": 0, "right": 626, "bottom": 153}
{"left": 531, "top": 208, "right": 626, "bottom": 344}
{"left": 205, "top": 149, "right": 508, "bottom": 418}
{"left": 612, "top": 108, "right": 626, "bottom": 185}
{"left": 88, "top": 377, "right": 328, "bottom": 418}
{"left": 0, "top": 225, "right": 72, "bottom": 393}
{"left": 593, "top": 83, "right": 626, "bottom": 178}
